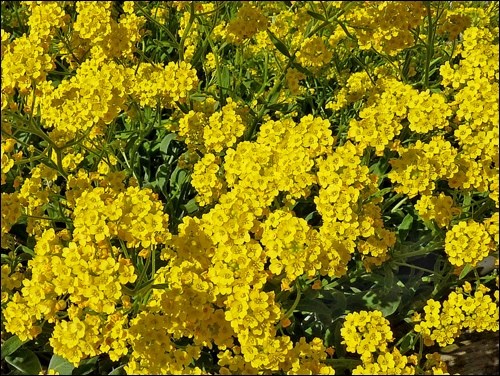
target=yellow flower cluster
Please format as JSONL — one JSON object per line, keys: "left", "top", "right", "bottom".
{"left": 124, "top": 110, "right": 343, "bottom": 373}
{"left": 1, "top": 1, "right": 498, "bottom": 374}
{"left": 1, "top": 136, "right": 16, "bottom": 183}
{"left": 3, "top": 224, "right": 136, "bottom": 340}
{"left": 261, "top": 210, "right": 321, "bottom": 283}
{"left": 72, "top": 1, "right": 145, "bottom": 62}
{"left": 125, "top": 311, "right": 205, "bottom": 374}
{"left": 437, "top": 9, "right": 471, "bottom": 40}
{"left": 3, "top": 176, "right": 171, "bottom": 364}
{"left": 326, "top": 71, "right": 374, "bottom": 111}
{"left": 389, "top": 137, "right": 458, "bottom": 198}
{"left": 283, "top": 337, "right": 335, "bottom": 375}
{"left": 24, "top": 1, "right": 68, "bottom": 42}
{"left": 444, "top": 219, "right": 495, "bottom": 267}
{"left": 346, "top": 77, "right": 414, "bottom": 155}
{"left": 285, "top": 68, "right": 306, "bottom": 95}
{"left": 227, "top": 3, "right": 268, "bottom": 44}
{"left": 1, "top": 33, "right": 53, "bottom": 96}
{"left": 221, "top": 114, "right": 333, "bottom": 206}
{"left": 440, "top": 27, "right": 498, "bottom": 89}
{"left": 1, "top": 263, "right": 24, "bottom": 303}
{"left": 483, "top": 212, "right": 499, "bottom": 246}
{"left": 73, "top": 185, "right": 170, "bottom": 248}
{"left": 177, "top": 97, "right": 217, "bottom": 154}
{"left": 341, "top": 310, "right": 394, "bottom": 361}
{"left": 414, "top": 283, "right": 499, "bottom": 347}
{"left": 440, "top": 26, "right": 498, "bottom": 202}
{"left": 2, "top": 2, "right": 67, "bottom": 98}
{"left": 121, "top": 206, "right": 334, "bottom": 374}
{"left": 345, "top": 2, "right": 426, "bottom": 56}
{"left": 203, "top": 98, "right": 247, "bottom": 153}
{"left": 36, "top": 57, "right": 197, "bottom": 143}
{"left": 407, "top": 90, "right": 452, "bottom": 134}
{"left": 415, "top": 193, "right": 461, "bottom": 228}
{"left": 343, "top": 310, "right": 451, "bottom": 375}
{"left": 352, "top": 347, "right": 417, "bottom": 375}
{"left": 50, "top": 309, "right": 128, "bottom": 366}
{"left": 296, "top": 36, "right": 333, "bottom": 69}
{"left": 38, "top": 59, "right": 131, "bottom": 138}
{"left": 316, "top": 141, "right": 395, "bottom": 270}
{"left": 50, "top": 313, "right": 102, "bottom": 366}
{"left": 190, "top": 153, "right": 225, "bottom": 206}
{"left": 177, "top": 98, "right": 247, "bottom": 158}
{"left": 1, "top": 192, "right": 23, "bottom": 237}
{"left": 131, "top": 61, "right": 199, "bottom": 108}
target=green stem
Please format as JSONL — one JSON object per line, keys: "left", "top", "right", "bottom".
{"left": 118, "top": 238, "right": 131, "bottom": 260}
{"left": 393, "top": 244, "right": 443, "bottom": 260}
{"left": 393, "top": 261, "right": 435, "bottom": 274}
{"left": 9, "top": 110, "right": 69, "bottom": 179}
{"left": 391, "top": 196, "right": 408, "bottom": 213}
{"left": 178, "top": 2, "right": 196, "bottom": 61}
{"left": 24, "top": 215, "right": 56, "bottom": 221}
{"left": 283, "top": 282, "right": 302, "bottom": 319}
{"left": 246, "top": 59, "right": 293, "bottom": 140}
{"left": 352, "top": 55, "right": 376, "bottom": 85}
{"left": 324, "top": 358, "right": 362, "bottom": 368}
{"left": 57, "top": 29, "right": 81, "bottom": 66}
{"left": 256, "top": 52, "right": 269, "bottom": 96}
{"left": 199, "top": 20, "right": 225, "bottom": 103}
{"left": 135, "top": 2, "right": 180, "bottom": 49}
{"left": 423, "top": 1, "right": 434, "bottom": 88}
{"left": 135, "top": 254, "right": 151, "bottom": 291}
{"left": 305, "top": 4, "right": 355, "bottom": 40}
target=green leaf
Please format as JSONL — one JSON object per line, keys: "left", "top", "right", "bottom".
{"left": 367, "top": 187, "right": 392, "bottom": 200}
{"left": 155, "top": 164, "right": 170, "bottom": 198}
{"left": 176, "top": 101, "right": 190, "bottom": 114}
{"left": 183, "top": 198, "right": 199, "bottom": 214}
{"left": 1, "top": 335, "right": 26, "bottom": 360}
{"left": 290, "top": 61, "right": 312, "bottom": 77}
{"left": 324, "top": 357, "right": 362, "bottom": 373}
{"left": 266, "top": 29, "right": 291, "bottom": 58}
{"left": 48, "top": 354, "right": 75, "bottom": 375}
{"left": 72, "top": 356, "right": 99, "bottom": 375}
{"left": 306, "top": 10, "right": 326, "bottom": 21}
{"left": 5, "top": 348, "right": 42, "bottom": 375}
{"left": 362, "top": 285, "right": 403, "bottom": 317}
{"left": 398, "top": 332, "right": 417, "bottom": 353}
{"left": 295, "top": 297, "right": 333, "bottom": 322}
{"left": 463, "top": 193, "right": 471, "bottom": 210}
{"left": 108, "top": 365, "right": 126, "bottom": 375}
{"left": 369, "top": 157, "right": 390, "bottom": 180}
{"left": 430, "top": 56, "right": 443, "bottom": 67}
{"left": 459, "top": 263, "right": 473, "bottom": 280}
{"left": 170, "top": 166, "right": 188, "bottom": 190}
{"left": 441, "top": 343, "right": 460, "bottom": 353}
{"left": 190, "top": 93, "right": 207, "bottom": 102}
{"left": 329, "top": 291, "right": 347, "bottom": 317}
{"left": 20, "top": 246, "right": 35, "bottom": 257}
{"left": 220, "top": 66, "right": 230, "bottom": 94}
{"left": 154, "top": 133, "right": 177, "bottom": 155}
{"left": 397, "top": 214, "right": 414, "bottom": 241}
{"left": 304, "top": 210, "right": 317, "bottom": 222}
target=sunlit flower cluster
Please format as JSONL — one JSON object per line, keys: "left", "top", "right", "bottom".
{"left": 413, "top": 283, "right": 499, "bottom": 347}
{"left": 1, "top": 1, "right": 498, "bottom": 375}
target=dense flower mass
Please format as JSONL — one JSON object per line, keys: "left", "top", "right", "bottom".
{"left": 1, "top": 1, "right": 498, "bottom": 375}
{"left": 413, "top": 283, "right": 499, "bottom": 347}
